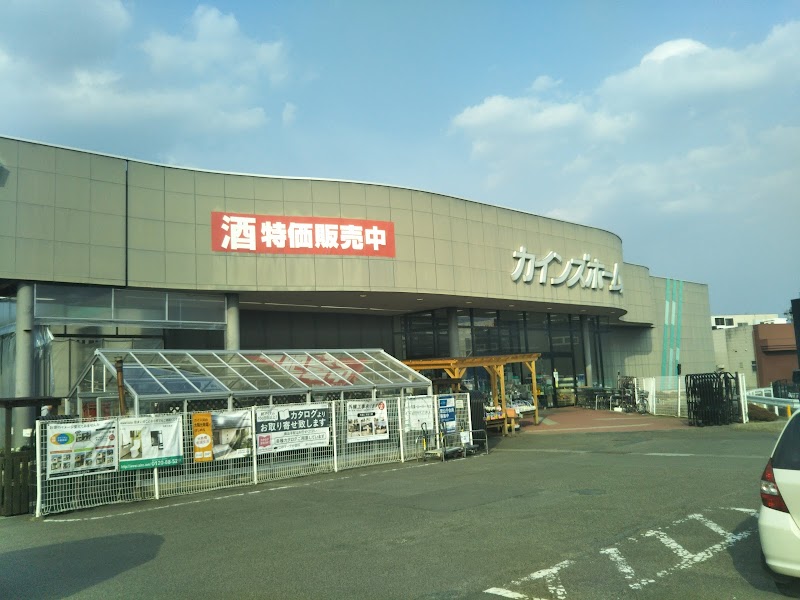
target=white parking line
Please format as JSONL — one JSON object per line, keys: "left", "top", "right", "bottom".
{"left": 645, "top": 452, "right": 695, "bottom": 456}
{"left": 496, "top": 448, "right": 765, "bottom": 460}
{"left": 484, "top": 507, "right": 758, "bottom": 598}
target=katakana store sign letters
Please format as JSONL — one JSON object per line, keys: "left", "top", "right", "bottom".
{"left": 511, "top": 246, "right": 623, "bottom": 293}
{"left": 212, "top": 212, "right": 395, "bottom": 257}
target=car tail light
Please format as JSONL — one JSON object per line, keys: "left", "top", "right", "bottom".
{"left": 761, "top": 459, "right": 789, "bottom": 513}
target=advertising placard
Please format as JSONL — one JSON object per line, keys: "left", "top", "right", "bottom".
{"left": 119, "top": 416, "right": 184, "bottom": 471}
{"left": 346, "top": 400, "right": 389, "bottom": 443}
{"left": 46, "top": 420, "right": 118, "bottom": 479}
{"left": 192, "top": 411, "right": 252, "bottom": 462}
{"left": 255, "top": 404, "right": 330, "bottom": 454}
{"left": 438, "top": 395, "right": 457, "bottom": 433}
{"left": 192, "top": 412, "right": 214, "bottom": 463}
{"left": 212, "top": 212, "right": 395, "bottom": 257}
{"left": 403, "top": 396, "right": 435, "bottom": 432}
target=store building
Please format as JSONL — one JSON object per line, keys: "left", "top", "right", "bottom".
{"left": 0, "top": 135, "right": 715, "bottom": 440}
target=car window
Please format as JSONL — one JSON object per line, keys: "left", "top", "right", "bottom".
{"left": 772, "top": 415, "right": 800, "bottom": 470}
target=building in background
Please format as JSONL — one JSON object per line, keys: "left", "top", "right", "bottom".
{"left": 712, "top": 324, "right": 759, "bottom": 389}
{"left": 793, "top": 298, "right": 800, "bottom": 371}
{"left": 711, "top": 313, "right": 786, "bottom": 330}
{"left": 712, "top": 320, "right": 798, "bottom": 389}
{"left": 752, "top": 323, "right": 799, "bottom": 387}
{"left": 0, "top": 135, "right": 716, "bottom": 444}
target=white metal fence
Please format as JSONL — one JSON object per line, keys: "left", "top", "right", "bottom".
{"left": 639, "top": 374, "right": 748, "bottom": 421}
{"left": 746, "top": 387, "right": 799, "bottom": 417}
{"left": 640, "top": 377, "right": 687, "bottom": 418}
{"left": 36, "top": 393, "right": 478, "bottom": 516}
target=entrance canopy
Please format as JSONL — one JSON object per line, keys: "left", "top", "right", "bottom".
{"left": 69, "top": 349, "right": 431, "bottom": 415}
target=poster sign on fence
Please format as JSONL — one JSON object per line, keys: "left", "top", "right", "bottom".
{"left": 255, "top": 404, "right": 330, "bottom": 453}
{"left": 403, "top": 396, "right": 434, "bottom": 432}
{"left": 192, "top": 412, "right": 214, "bottom": 462}
{"left": 192, "top": 411, "right": 252, "bottom": 462}
{"left": 346, "top": 400, "right": 389, "bottom": 443}
{"left": 46, "top": 419, "right": 118, "bottom": 479}
{"left": 438, "top": 395, "right": 457, "bottom": 433}
{"left": 119, "top": 416, "right": 184, "bottom": 471}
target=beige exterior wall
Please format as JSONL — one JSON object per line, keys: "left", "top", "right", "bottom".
{"left": 712, "top": 325, "right": 757, "bottom": 388}
{"left": 0, "top": 136, "right": 717, "bottom": 377}
{"left": 0, "top": 138, "right": 128, "bottom": 285}
{"left": 0, "top": 138, "right": 626, "bottom": 311}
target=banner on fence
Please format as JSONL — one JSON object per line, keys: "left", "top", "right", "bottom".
{"left": 46, "top": 419, "right": 118, "bottom": 479}
{"left": 403, "top": 396, "right": 434, "bottom": 431}
{"left": 119, "top": 416, "right": 184, "bottom": 471}
{"left": 438, "top": 395, "right": 457, "bottom": 433}
{"left": 346, "top": 400, "right": 389, "bottom": 443}
{"left": 193, "top": 411, "right": 252, "bottom": 462}
{"left": 192, "top": 412, "right": 214, "bottom": 462}
{"left": 255, "top": 404, "right": 330, "bottom": 453}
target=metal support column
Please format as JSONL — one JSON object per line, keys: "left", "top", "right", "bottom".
{"left": 447, "top": 308, "right": 460, "bottom": 357}
{"left": 581, "top": 315, "right": 593, "bottom": 387}
{"left": 225, "top": 293, "right": 240, "bottom": 351}
{"left": 14, "top": 282, "right": 34, "bottom": 449}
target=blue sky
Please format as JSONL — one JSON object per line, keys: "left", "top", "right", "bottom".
{"left": 2, "top": 0, "right": 799, "bottom": 315}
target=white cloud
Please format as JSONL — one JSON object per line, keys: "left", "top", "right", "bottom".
{"left": 141, "top": 5, "right": 288, "bottom": 85}
{"left": 640, "top": 39, "right": 708, "bottom": 64}
{"left": 0, "top": 0, "right": 131, "bottom": 75}
{"left": 282, "top": 102, "right": 297, "bottom": 126}
{"left": 451, "top": 21, "right": 800, "bottom": 228}
{"left": 601, "top": 22, "right": 800, "bottom": 109}
{"left": 0, "top": 3, "right": 291, "bottom": 153}
{"left": 530, "top": 75, "right": 561, "bottom": 93}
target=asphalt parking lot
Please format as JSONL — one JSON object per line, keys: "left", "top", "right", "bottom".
{"left": 0, "top": 418, "right": 791, "bottom": 600}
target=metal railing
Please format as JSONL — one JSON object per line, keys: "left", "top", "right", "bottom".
{"left": 35, "top": 393, "right": 478, "bottom": 516}
{"left": 746, "top": 388, "right": 799, "bottom": 415}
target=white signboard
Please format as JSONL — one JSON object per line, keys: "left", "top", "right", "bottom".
{"left": 255, "top": 404, "right": 331, "bottom": 453}
{"left": 346, "top": 400, "right": 389, "bottom": 443}
{"left": 119, "top": 416, "right": 184, "bottom": 471}
{"left": 403, "top": 396, "right": 435, "bottom": 432}
{"left": 46, "top": 420, "right": 118, "bottom": 479}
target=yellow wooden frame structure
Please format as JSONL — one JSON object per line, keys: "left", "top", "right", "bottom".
{"left": 403, "top": 353, "right": 541, "bottom": 434}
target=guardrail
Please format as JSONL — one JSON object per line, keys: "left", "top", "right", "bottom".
{"left": 746, "top": 388, "right": 799, "bottom": 415}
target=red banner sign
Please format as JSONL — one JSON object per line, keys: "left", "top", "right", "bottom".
{"left": 211, "top": 212, "right": 395, "bottom": 257}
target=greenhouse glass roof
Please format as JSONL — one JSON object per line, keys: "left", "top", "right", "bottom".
{"left": 71, "top": 348, "right": 431, "bottom": 402}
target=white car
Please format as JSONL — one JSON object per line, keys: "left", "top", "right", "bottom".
{"left": 759, "top": 411, "right": 800, "bottom": 596}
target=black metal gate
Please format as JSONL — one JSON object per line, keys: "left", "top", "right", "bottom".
{"left": 686, "top": 372, "right": 741, "bottom": 427}
{"left": 772, "top": 380, "right": 800, "bottom": 401}
{"left": 1, "top": 450, "right": 34, "bottom": 516}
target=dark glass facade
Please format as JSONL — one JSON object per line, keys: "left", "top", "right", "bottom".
{"left": 396, "top": 308, "right": 609, "bottom": 405}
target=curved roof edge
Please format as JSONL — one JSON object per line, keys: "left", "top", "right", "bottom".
{"left": 0, "top": 133, "right": 623, "bottom": 244}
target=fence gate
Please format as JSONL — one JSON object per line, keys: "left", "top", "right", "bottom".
{"left": 772, "top": 380, "right": 800, "bottom": 401}
{"left": 1, "top": 450, "right": 34, "bottom": 516}
{"left": 686, "top": 372, "right": 741, "bottom": 426}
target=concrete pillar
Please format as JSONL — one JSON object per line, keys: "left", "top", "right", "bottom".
{"left": 225, "top": 293, "right": 240, "bottom": 350}
{"left": 447, "top": 308, "right": 460, "bottom": 357}
{"left": 14, "top": 282, "right": 34, "bottom": 449}
{"left": 581, "top": 315, "right": 593, "bottom": 387}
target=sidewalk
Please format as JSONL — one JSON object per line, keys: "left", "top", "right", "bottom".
{"left": 517, "top": 405, "right": 691, "bottom": 434}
